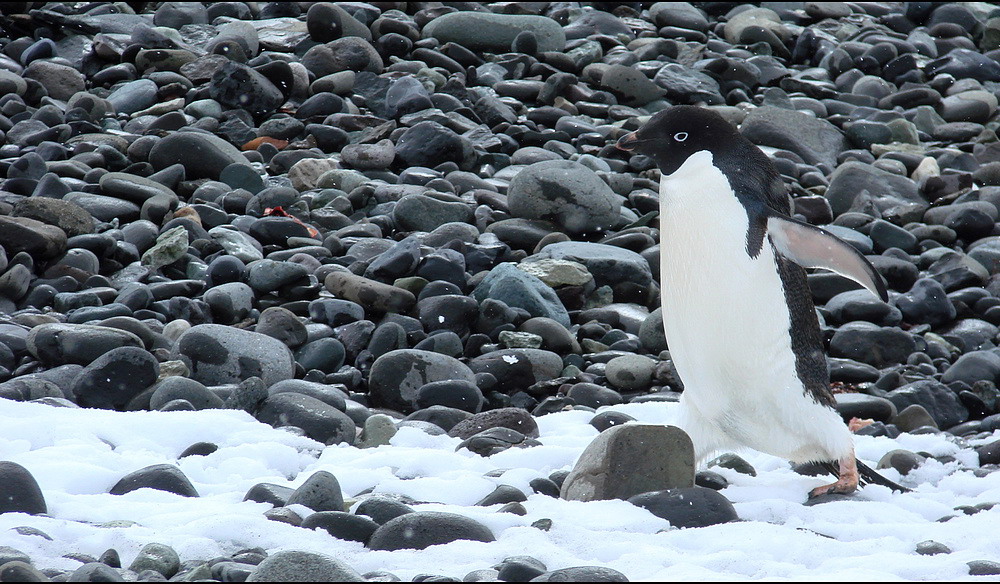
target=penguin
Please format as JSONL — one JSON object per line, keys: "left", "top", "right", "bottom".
{"left": 616, "top": 105, "right": 904, "bottom": 497}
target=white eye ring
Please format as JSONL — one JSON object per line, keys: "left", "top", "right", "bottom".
{"left": 674, "top": 132, "right": 688, "bottom": 142}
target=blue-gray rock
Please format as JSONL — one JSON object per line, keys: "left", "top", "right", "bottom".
{"left": 508, "top": 160, "right": 621, "bottom": 235}
{"left": 422, "top": 12, "right": 565, "bottom": 53}
{"left": 127, "top": 542, "right": 181, "bottom": 579}
{"left": 834, "top": 392, "right": 897, "bottom": 422}
{"left": 393, "top": 194, "right": 474, "bottom": 232}
{"left": 209, "top": 61, "right": 285, "bottom": 118}
{"left": 107, "top": 79, "right": 159, "bottom": 115}
{"left": 367, "top": 511, "right": 495, "bottom": 550}
{"left": 171, "top": 324, "right": 295, "bottom": 387}
{"left": 395, "top": 121, "right": 475, "bottom": 170}
{"left": 471, "top": 263, "right": 570, "bottom": 327}
{"left": 825, "top": 290, "right": 900, "bottom": 325}
{"left": 301, "top": 511, "right": 379, "bottom": 543}
{"left": 448, "top": 407, "right": 540, "bottom": 440}
{"left": 150, "top": 376, "right": 224, "bottom": 411}
{"left": 653, "top": 63, "right": 723, "bottom": 105}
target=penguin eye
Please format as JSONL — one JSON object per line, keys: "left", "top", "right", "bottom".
{"left": 673, "top": 132, "right": 688, "bottom": 142}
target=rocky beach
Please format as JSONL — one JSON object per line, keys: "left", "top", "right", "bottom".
{"left": 0, "top": 1, "right": 999, "bottom": 581}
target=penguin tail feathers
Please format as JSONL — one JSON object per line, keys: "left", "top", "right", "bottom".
{"left": 819, "top": 460, "right": 912, "bottom": 493}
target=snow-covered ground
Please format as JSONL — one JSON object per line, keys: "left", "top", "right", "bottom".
{"left": 1, "top": 398, "right": 998, "bottom": 581}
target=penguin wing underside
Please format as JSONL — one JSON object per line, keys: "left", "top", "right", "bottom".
{"left": 766, "top": 215, "right": 889, "bottom": 302}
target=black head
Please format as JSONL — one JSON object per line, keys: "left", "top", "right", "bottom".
{"left": 617, "top": 105, "right": 747, "bottom": 176}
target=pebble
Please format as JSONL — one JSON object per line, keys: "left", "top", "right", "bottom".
{"left": 246, "top": 550, "right": 363, "bottom": 582}
{"left": 0, "top": 461, "right": 47, "bottom": 515}
{"left": 109, "top": 464, "right": 199, "bottom": 497}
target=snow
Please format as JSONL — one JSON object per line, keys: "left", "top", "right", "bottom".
{"left": 1, "top": 398, "right": 999, "bottom": 581}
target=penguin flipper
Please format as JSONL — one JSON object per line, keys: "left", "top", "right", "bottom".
{"left": 766, "top": 215, "right": 889, "bottom": 302}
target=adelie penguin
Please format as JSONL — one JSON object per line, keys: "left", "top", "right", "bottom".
{"left": 617, "top": 105, "right": 908, "bottom": 498}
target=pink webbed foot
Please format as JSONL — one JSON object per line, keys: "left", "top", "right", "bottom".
{"left": 808, "top": 454, "right": 859, "bottom": 498}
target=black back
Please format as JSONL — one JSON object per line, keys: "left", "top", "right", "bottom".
{"left": 633, "top": 106, "right": 835, "bottom": 409}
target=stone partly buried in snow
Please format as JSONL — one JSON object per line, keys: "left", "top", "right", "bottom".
{"left": 0, "top": 461, "right": 47, "bottom": 515}
{"left": 170, "top": 324, "right": 295, "bottom": 387}
{"left": 246, "top": 550, "right": 363, "bottom": 582}
{"left": 368, "top": 349, "right": 477, "bottom": 413}
{"left": 561, "top": 424, "right": 695, "bottom": 502}
{"left": 471, "top": 263, "right": 571, "bottom": 328}
{"left": 507, "top": 160, "right": 622, "bottom": 235}
{"left": 367, "top": 511, "right": 495, "bottom": 551}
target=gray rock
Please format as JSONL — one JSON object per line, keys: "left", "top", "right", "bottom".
{"left": 531, "top": 566, "right": 629, "bottom": 582}
{"left": 23, "top": 60, "right": 85, "bottom": 100}
{"left": 740, "top": 106, "right": 845, "bottom": 170}
{"left": 171, "top": 324, "right": 295, "bottom": 387}
{"left": 886, "top": 380, "right": 969, "bottom": 429}
{"left": 448, "top": 407, "right": 540, "bottom": 440}
{"left": 600, "top": 64, "right": 665, "bottom": 106}
{"left": 941, "top": 350, "right": 1000, "bottom": 386}
{"left": 0, "top": 461, "right": 46, "bottom": 515}
{"left": 127, "top": 543, "right": 180, "bottom": 579}
{"left": 508, "top": 160, "right": 621, "bottom": 235}
{"left": 286, "top": 470, "right": 344, "bottom": 512}
{"left": 531, "top": 242, "right": 652, "bottom": 290}
{"left": 246, "top": 550, "right": 363, "bottom": 582}
{"left": 393, "top": 194, "right": 474, "bottom": 232}
{"left": 561, "top": 424, "right": 694, "bottom": 501}
{"left": 828, "top": 323, "right": 915, "bottom": 368}
{"left": 110, "top": 464, "right": 198, "bottom": 498}
{"left": 629, "top": 487, "right": 739, "bottom": 528}
{"left": 467, "top": 348, "right": 563, "bottom": 393}
{"left": 324, "top": 271, "right": 416, "bottom": 315}
{"left": 825, "top": 161, "right": 924, "bottom": 217}
{"left": 148, "top": 131, "right": 252, "bottom": 181}
{"left": 369, "top": 349, "right": 477, "bottom": 413}
{"left": 367, "top": 511, "right": 495, "bottom": 551}
{"left": 257, "top": 393, "right": 356, "bottom": 445}
{"left": 106, "top": 79, "right": 159, "bottom": 115}
{"left": 27, "top": 323, "right": 144, "bottom": 366}
{"left": 471, "top": 263, "right": 570, "bottom": 327}
{"left": 422, "top": 12, "right": 565, "bottom": 53}
{"left": 605, "top": 355, "right": 657, "bottom": 391}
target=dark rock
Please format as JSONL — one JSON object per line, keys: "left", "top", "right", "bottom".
{"left": 628, "top": 487, "right": 739, "bottom": 528}
{"left": 109, "top": 464, "right": 198, "bottom": 497}
{"left": 367, "top": 511, "right": 495, "bottom": 551}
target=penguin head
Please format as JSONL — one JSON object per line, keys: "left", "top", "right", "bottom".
{"left": 617, "top": 105, "right": 743, "bottom": 175}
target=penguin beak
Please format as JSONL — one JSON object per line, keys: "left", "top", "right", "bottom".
{"left": 616, "top": 131, "right": 639, "bottom": 151}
